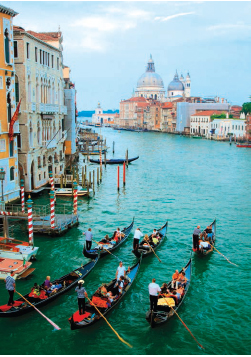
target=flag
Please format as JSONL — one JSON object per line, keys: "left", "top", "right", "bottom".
{"left": 9, "top": 99, "right": 21, "bottom": 142}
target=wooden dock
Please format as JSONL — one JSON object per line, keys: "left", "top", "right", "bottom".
{"left": 33, "top": 214, "right": 79, "bottom": 236}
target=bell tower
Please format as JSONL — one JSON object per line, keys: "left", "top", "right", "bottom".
{"left": 184, "top": 72, "right": 191, "bottom": 97}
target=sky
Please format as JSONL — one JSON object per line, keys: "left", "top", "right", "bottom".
{"left": 3, "top": 1, "right": 251, "bottom": 110}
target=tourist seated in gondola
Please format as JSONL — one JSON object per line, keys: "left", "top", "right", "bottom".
{"left": 176, "top": 286, "right": 184, "bottom": 301}
{"left": 47, "top": 281, "right": 62, "bottom": 294}
{"left": 171, "top": 270, "right": 180, "bottom": 289}
{"left": 152, "top": 229, "right": 157, "bottom": 237}
{"left": 205, "top": 225, "right": 213, "bottom": 242}
{"left": 99, "top": 235, "right": 111, "bottom": 244}
{"left": 177, "top": 271, "right": 187, "bottom": 288}
{"left": 199, "top": 240, "right": 211, "bottom": 251}
{"left": 100, "top": 284, "right": 108, "bottom": 297}
{"left": 31, "top": 283, "right": 40, "bottom": 294}
{"left": 116, "top": 228, "right": 125, "bottom": 241}
{"left": 44, "top": 276, "right": 52, "bottom": 290}
{"left": 160, "top": 283, "right": 169, "bottom": 295}
{"left": 106, "top": 291, "right": 117, "bottom": 307}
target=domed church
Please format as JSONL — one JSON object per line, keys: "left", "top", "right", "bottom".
{"left": 135, "top": 55, "right": 166, "bottom": 101}
{"left": 167, "top": 71, "right": 191, "bottom": 101}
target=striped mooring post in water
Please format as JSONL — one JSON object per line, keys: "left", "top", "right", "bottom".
{"left": 20, "top": 179, "right": 25, "bottom": 213}
{"left": 27, "top": 196, "right": 34, "bottom": 246}
{"left": 73, "top": 181, "right": 78, "bottom": 215}
{"left": 50, "top": 190, "right": 55, "bottom": 229}
{"left": 49, "top": 171, "right": 56, "bottom": 202}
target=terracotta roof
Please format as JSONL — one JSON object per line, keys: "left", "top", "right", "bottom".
{"left": 191, "top": 110, "right": 226, "bottom": 117}
{"left": 231, "top": 105, "right": 242, "bottom": 109}
{"left": 136, "top": 103, "right": 149, "bottom": 108}
{"left": 121, "top": 97, "right": 147, "bottom": 103}
{"left": 162, "top": 102, "right": 173, "bottom": 109}
{"left": 13, "top": 25, "right": 25, "bottom": 31}
{"left": 27, "top": 30, "right": 57, "bottom": 41}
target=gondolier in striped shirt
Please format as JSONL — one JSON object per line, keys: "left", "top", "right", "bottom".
{"left": 4, "top": 271, "right": 16, "bottom": 306}
{"left": 193, "top": 225, "right": 201, "bottom": 251}
{"left": 148, "top": 278, "right": 161, "bottom": 312}
{"left": 83, "top": 228, "right": 93, "bottom": 251}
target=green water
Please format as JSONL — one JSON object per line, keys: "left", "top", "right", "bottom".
{"left": 0, "top": 128, "right": 250, "bottom": 355}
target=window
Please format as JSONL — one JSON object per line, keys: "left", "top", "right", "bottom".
{"left": 43, "top": 51, "right": 45, "bottom": 65}
{"left": 0, "top": 76, "right": 3, "bottom": 89}
{"left": 15, "top": 75, "right": 19, "bottom": 103}
{"left": 4, "top": 28, "right": 10, "bottom": 63}
{"left": 57, "top": 57, "right": 59, "bottom": 70}
{"left": 14, "top": 41, "right": 18, "bottom": 58}
{"left": 43, "top": 155, "right": 46, "bottom": 167}
{"left": 35, "top": 47, "right": 38, "bottom": 62}
{"left": 38, "top": 156, "right": 41, "bottom": 168}
{"left": 51, "top": 55, "right": 54, "bottom": 68}
{"left": 48, "top": 53, "right": 50, "bottom": 67}
{"left": 10, "top": 167, "right": 15, "bottom": 181}
{"left": 39, "top": 174, "right": 41, "bottom": 181}
{"left": 242, "top": 126, "right": 243, "bottom": 130}
{"left": 7, "top": 92, "right": 11, "bottom": 123}
{"left": 9, "top": 141, "right": 14, "bottom": 157}
{"left": 40, "top": 49, "right": 42, "bottom": 64}
{"left": 26, "top": 43, "right": 30, "bottom": 59}
{"left": 232, "top": 125, "right": 234, "bottom": 130}
{"left": 17, "top": 134, "right": 21, "bottom": 149}
{"left": 45, "top": 52, "right": 47, "bottom": 66}
{"left": 44, "top": 172, "right": 46, "bottom": 179}
{"left": 0, "top": 139, "right": 6, "bottom": 152}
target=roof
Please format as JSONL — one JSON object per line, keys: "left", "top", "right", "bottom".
{"left": 27, "top": 30, "right": 59, "bottom": 41}
{"left": 121, "top": 97, "right": 147, "bottom": 103}
{"left": 0, "top": 4, "right": 18, "bottom": 17}
{"left": 162, "top": 102, "right": 173, "bottom": 109}
{"left": 191, "top": 110, "right": 226, "bottom": 117}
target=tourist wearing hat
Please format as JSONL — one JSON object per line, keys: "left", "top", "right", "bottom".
{"left": 193, "top": 225, "right": 201, "bottom": 251}
{"left": 75, "top": 280, "right": 87, "bottom": 315}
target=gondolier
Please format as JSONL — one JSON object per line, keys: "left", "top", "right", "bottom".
{"left": 75, "top": 280, "right": 87, "bottom": 315}
{"left": 193, "top": 225, "right": 201, "bottom": 251}
{"left": 83, "top": 228, "right": 93, "bottom": 251}
{"left": 4, "top": 271, "right": 15, "bottom": 306}
{"left": 148, "top": 278, "right": 161, "bottom": 312}
{"left": 133, "top": 228, "right": 143, "bottom": 250}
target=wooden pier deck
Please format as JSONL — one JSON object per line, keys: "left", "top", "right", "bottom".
{"left": 33, "top": 214, "right": 79, "bottom": 236}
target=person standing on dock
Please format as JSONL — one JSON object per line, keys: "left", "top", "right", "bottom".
{"left": 148, "top": 278, "right": 161, "bottom": 312}
{"left": 193, "top": 225, "right": 201, "bottom": 251}
{"left": 4, "top": 271, "right": 16, "bottom": 306}
{"left": 83, "top": 228, "right": 93, "bottom": 251}
{"left": 75, "top": 280, "right": 87, "bottom": 315}
{"left": 133, "top": 228, "right": 143, "bottom": 250}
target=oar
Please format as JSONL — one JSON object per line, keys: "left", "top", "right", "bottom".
{"left": 86, "top": 295, "right": 132, "bottom": 348}
{"left": 16, "top": 291, "right": 61, "bottom": 330}
{"left": 93, "top": 239, "right": 120, "bottom": 262}
{"left": 161, "top": 295, "right": 204, "bottom": 349}
{"left": 212, "top": 245, "right": 238, "bottom": 267}
{"left": 145, "top": 238, "right": 162, "bottom": 263}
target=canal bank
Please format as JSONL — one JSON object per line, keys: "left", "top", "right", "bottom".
{"left": 0, "top": 128, "right": 250, "bottom": 355}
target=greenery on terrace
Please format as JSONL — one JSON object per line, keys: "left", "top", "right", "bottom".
{"left": 242, "top": 102, "right": 251, "bottom": 115}
{"left": 211, "top": 113, "right": 234, "bottom": 120}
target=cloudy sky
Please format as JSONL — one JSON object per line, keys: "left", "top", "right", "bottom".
{"left": 3, "top": 1, "right": 251, "bottom": 110}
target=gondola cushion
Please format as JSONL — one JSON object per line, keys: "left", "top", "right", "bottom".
{"left": 0, "top": 300, "right": 24, "bottom": 312}
{"left": 72, "top": 311, "right": 91, "bottom": 322}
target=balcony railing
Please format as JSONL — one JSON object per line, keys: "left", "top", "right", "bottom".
{"left": 36, "top": 103, "right": 59, "bottom": 114}
{"left": 60, "top": 105, "right": 67, "bottom": 115}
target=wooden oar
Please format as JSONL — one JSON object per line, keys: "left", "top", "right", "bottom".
{"left": 86, "top": 295, "right": 132, "bottom": 348}
{"left": 212, "top": 245, "right": 238, "bottom": 267}
{"left": 93, "top": 240, "right": 120, "bottom": 261}
{"left": 145, "top": 238, "right": 161, "bottom": 263}
{"left": 161, "top": 295, "right": 204, "bottom": 349}
{"left": 16, "top": 291, "right": 61, "bottom": 330}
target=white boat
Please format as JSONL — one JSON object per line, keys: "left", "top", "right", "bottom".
{"left": 0, "top": 237, "right": 39, "bottom": 261}
{"left": 0, "top": 258, "right": 35, "bottom": 280}
{"left": 55, "top": 185, "right": 92, "bottom": 197}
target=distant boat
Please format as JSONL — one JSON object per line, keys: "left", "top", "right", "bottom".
{"left": 236, "top": 143, "right": 251, "bottom": 148}
{"left": 0, "top": 237, "right": 39, "bottom": 261}
{"left": 0, "top": 258, "right": 34, "bottom": 280}
{"left": 89, "top": 156, "right": 139, "bottom": 165}
{"left": 192, "top": 135, "right": 202, "bottom": 139}
{"left": 55, "top": 186, "right": 92, "bottom": 197}
{"left": 80, "top": 149, "right": 107, "bottom": 155}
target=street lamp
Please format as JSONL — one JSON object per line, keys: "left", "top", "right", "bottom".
{"left": 0, "top": 167, "right": 6, "bottom": 202}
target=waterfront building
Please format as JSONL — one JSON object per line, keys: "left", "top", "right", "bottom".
{"left": 0, "top": 5, "right": 20, "bottom": 203}
{"left": 167, "top": 71, "right": 191, "bottom": 101}
{"left": 63, "top": 65, "right": 77, "bottom": 163}
{"left": 245, "top": 114, "right": 251, "bottom": 141}
{"left": 92, "top": 102, "right": 116, "bottom": 126}
{"left": 135, "top": 55, "right": 165, "bottom": 101}
{"left": 210, "top": 116, "right": 246, "bottom": 139}
{"left": 190, "top": 110, "right": 227, "bottom": 136}
{"left": 160, "top": 102, "right": 175, "bottom": 132}
{"left": 176, "top": 102, "right": 231, "bottom": 133}
{"left": 13, "top": 26, "right": 67, "bottom": 192}
{"left": 119, "top": 97, "right": 148, "bottom": 127}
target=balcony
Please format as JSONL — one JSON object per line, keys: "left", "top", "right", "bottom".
{"left": 60, "top": 105, "right": 67, "bottom": 115}
{"left": 36, "top": 103, "right": 59, "bottom": 114}
{"left": 28, "top": 102, "right": 36, "bottom": 113}
{"left": 58, "top": 130, "right": 67, "bottom": 143}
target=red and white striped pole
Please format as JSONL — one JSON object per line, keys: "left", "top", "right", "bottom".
{"left": 50, "top": 190, "right": 55, "bottom": 229}
{"left": 49, "top": 171, "right": 56, "bottom": 202}
{"left": 73, "top": 181, "right": 78, "bottom": 215}
{"left": 27, "top": 196, "right": 33, "bottom": 246}
{"left": 20, "top": 179, "right": 25, "bottom": 213}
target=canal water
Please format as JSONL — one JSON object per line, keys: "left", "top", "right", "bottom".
{"left": 0, "top": 128, "right": 250, "bottom": 355}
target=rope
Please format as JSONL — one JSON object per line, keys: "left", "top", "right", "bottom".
{"left": 212, "top": 245, "right": 238, "bottom": 267}
{"left": 86, "top": 295, "right": 132, "bottom": 348}
{"left": 93, "top": 240, "right": 120, "bottom": 261}
{"left": 145, "top": 238, "right": 161, "bottom": 262}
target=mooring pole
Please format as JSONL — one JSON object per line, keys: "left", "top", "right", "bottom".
{"left": 117, "top": 165, "right": 120, "bottom": 191}
{"left": 92, "top": 170, "right": 95, "bottom": 195}
{"left": 49, "top": 190, "right": 55, "bottom": 230}
{"left": 73, "top": 181, "right": 78, "bottom": 215}
{"left": 123, "top": 161, "right": 126, "bottom": 186}
{"left": 97, "top": 168, "right": 99, "bottom": 184}
{"left": 27, "top": 196, "right": 34, "bottom": 246}
{"left": 113, "top": 141, "right": 115, "bottom": 154}
{"left": 126, "top": 149, "right": 128, "bottom": 167}
{"left": 20, "top": 179, "right": 25, "bottom": 213}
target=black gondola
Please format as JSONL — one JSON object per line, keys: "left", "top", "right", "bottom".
{"left": 89, "top": 156, "right": 139, "bottom": 165}
{"left": 0, "top": 257, "right": 99, "bottom": 317}
{"left": 83, "top": 219, "right": 134, "bottom": 259}
{"left": 69, "top": 257, "right": 141, "bottom": 330}
{"left": 133, "top": 222, "right": 168, "bottom": 259}
{"left": 193, "top": 219, "right": 216, "bottom": 256}
{"left": 146, "top": 258, "right": 192, "bottom": 327}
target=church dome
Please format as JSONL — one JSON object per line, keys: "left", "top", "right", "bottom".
{"left": 168, "top": 71, "right": 184, "bottom": 91}
{"left": 136, "top": 55, "right": 164, "bottom": 89}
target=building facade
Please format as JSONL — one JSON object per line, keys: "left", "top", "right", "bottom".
{"left": 190, "top": 110, "right": 227, "bottom": 136}
{"left": 13, "top": 26, "right": 67, "bottom": 192}
{"left": 167, "top": 71, "right": 191, "bottom": 101}
{"left": 245, "top": 114, "right": 251, "bottom": 141}
{"left": 210, "top": 118, "right": 246, "bottom": 139}
{"left": 92, "top": 102, "right": 116, "bottom": 125}
{"left": 0, "top": 5, "right": 20, "bottom": 203}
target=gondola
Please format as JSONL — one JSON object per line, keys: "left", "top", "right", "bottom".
{"left": 146, "top": 258, "right": 192, "bottom": 328}
{"left": 133, "top": 222, "right": 168, "bottom": 259}
{"left": 89, "top": 156, "right": 139, "bottom": 165}
{"left": 83, "top": 219, "right": 134, "bottom": 259}
{"left": 0, "top": 257, "right": 99, "bottom": 317}
{"left": 69, "top": 257, "right": 141, "bottom": 330}
{"left": 193, "top": 219, "right": 216, "bottom": 256}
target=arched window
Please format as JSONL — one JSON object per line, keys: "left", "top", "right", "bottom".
{"left": 43, "top": 155, "right": 46, "bottom": 167}
{"left": 29, "top": 122, "right": 33, "bottom": 147}
{"left": 9, "top": 141, "right": 14, "bottom": 157}
{"left": 7, "top": 92, "right": 11, "bottom": 123}
{"left": 4, "top": 28, "right": 10, "bottom": 64}
{"left": 15, "top": 75, "right": 19, "bottom": 103}
{"left": 53, "top": 122, "right": 56, "bottom": 138}
{"left": 38, "top": 156, "right": 41, "bottom": 168}
{"left": 52, "top": 82, "right": 55, "bottom": 104}
{"left": 154, "top": 94, "right": 157, "bottom": 100}
{"left": 10, "top": 167, "right": 15, "bottom": 181}
{"left": 37, "top": 122, "right": 41, "bottom": 145}
{"left": 48, "top": 80, "right": 51, "bottom": 104}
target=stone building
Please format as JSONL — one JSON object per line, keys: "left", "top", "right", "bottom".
{"left": 190, "top": 110, "right": 226, "bottom": 136}
{"left": 160, "top": 102, "right": 174, "bottom": 132}
{"left": 210, "top": 116, "right": 246, "bottom": 139}
{"left": 0, "top": 5, "right": 20, "bottom": 203}
{"left": 92, "top": 102, "right": 116, "bottom": 125}
{"left": 245, "top": 114, "right": 251, "bottom": 141}
{"left": 167, "top": 71, "right": 191, "bottom": 101}
{"left": 13, "top": 26, "right": 67, "bottom": 192}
